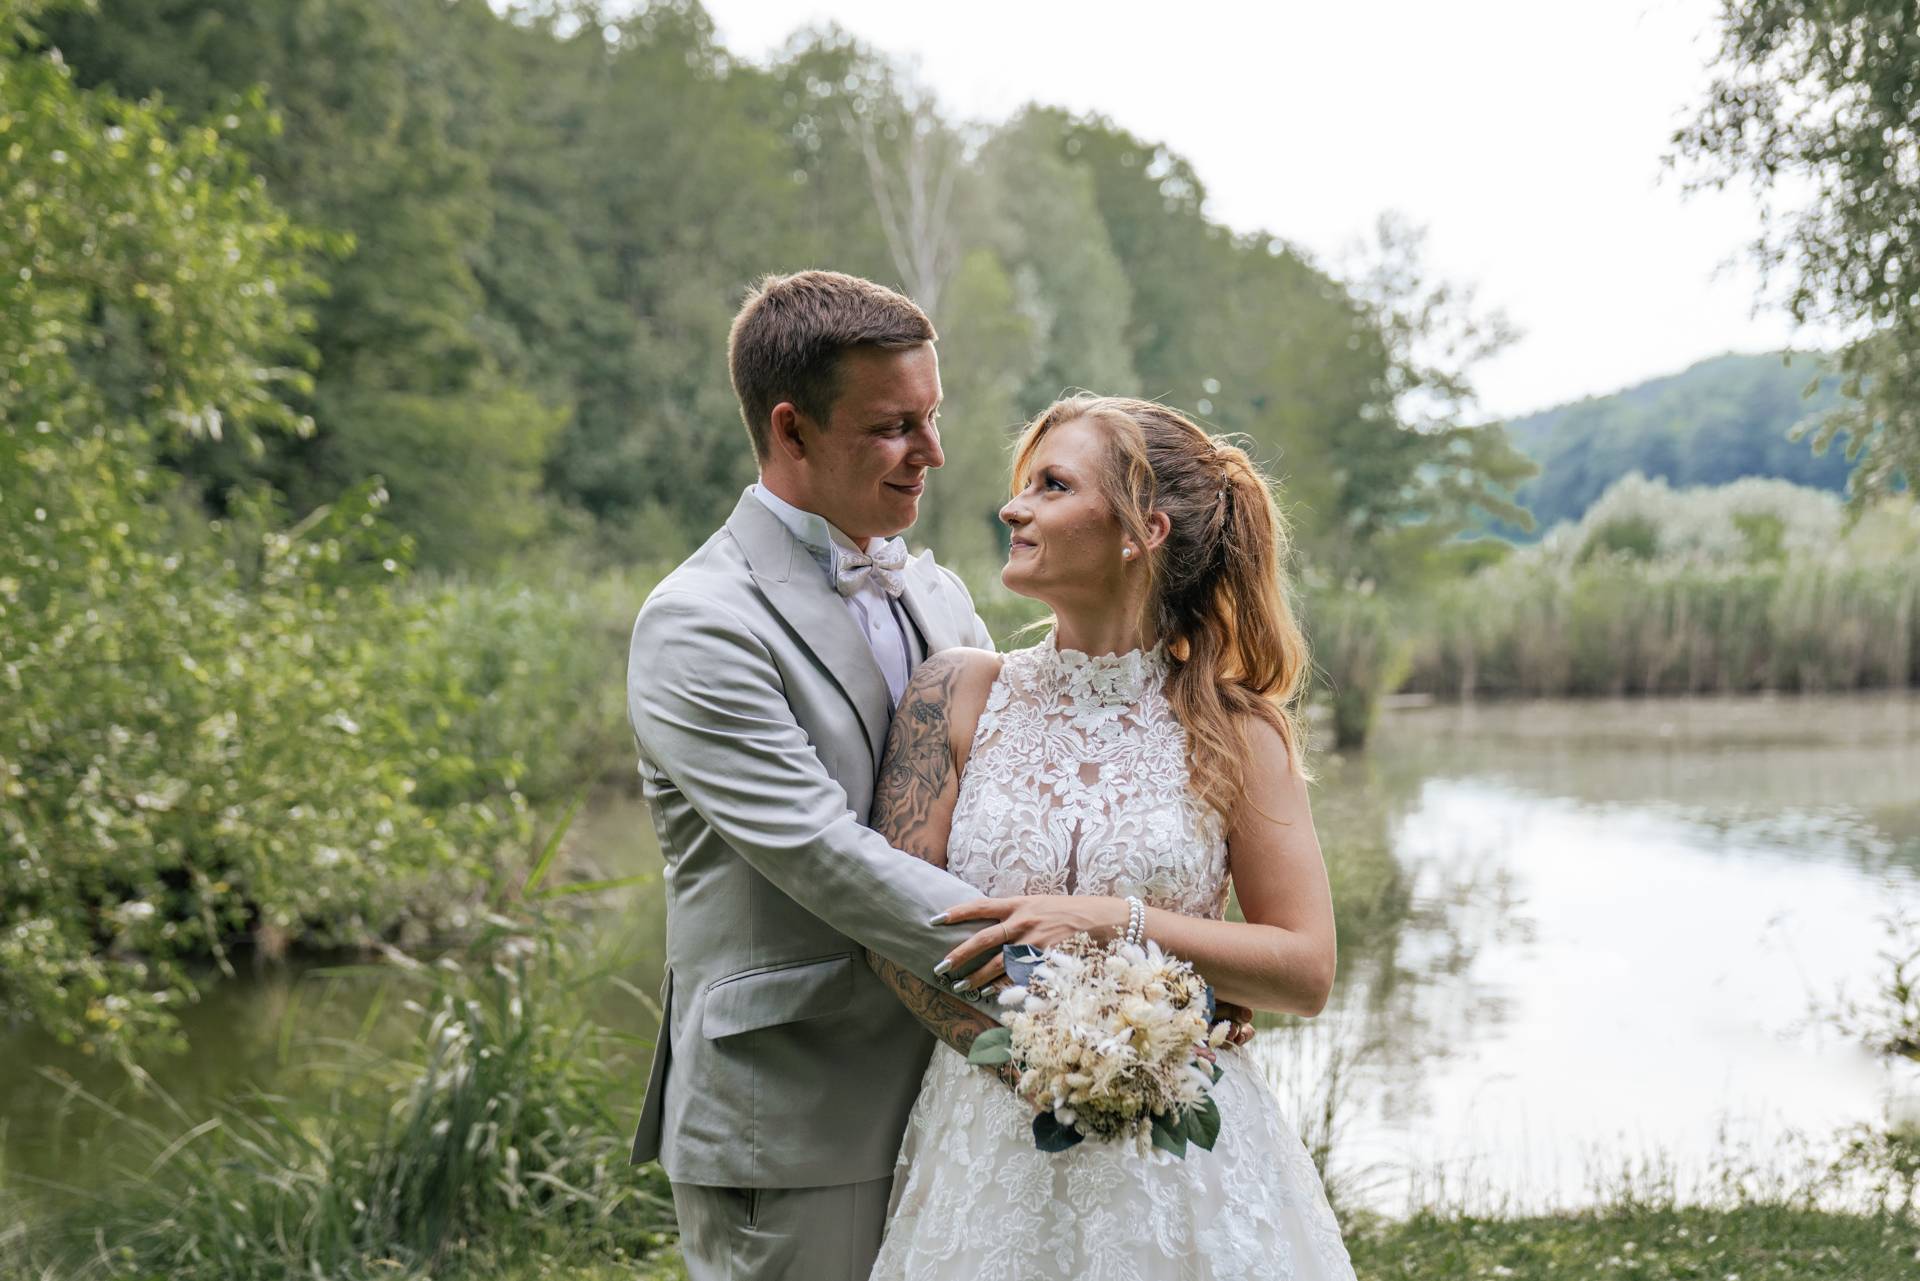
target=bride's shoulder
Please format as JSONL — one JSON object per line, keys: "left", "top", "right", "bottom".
{"left": 1229, "top": 708, "right": 1307, "bottom": 802}
{"left": 901, "top": 646, "right": 1003, "bottom": 707}
{"left": 898, "top": 647, "right": 1005, "bottom": 754}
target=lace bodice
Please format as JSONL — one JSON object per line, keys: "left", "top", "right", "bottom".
{"left": 946, "top": 635, "right": 1230, "bottom": 919}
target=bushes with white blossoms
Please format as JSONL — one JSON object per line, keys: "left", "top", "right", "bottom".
{"left": 969, "top": 935, "right": 1228, "bottom": 1158}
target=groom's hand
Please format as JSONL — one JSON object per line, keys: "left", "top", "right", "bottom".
{"left": 1216, "top": 1000, "right": 1258, "bottom": 1046}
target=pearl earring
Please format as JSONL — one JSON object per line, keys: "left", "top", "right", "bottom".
{"left": 1122, "top": 547, "right": 1134, "bottom": 560}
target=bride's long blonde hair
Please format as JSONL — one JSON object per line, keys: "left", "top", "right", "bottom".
{"left": 1010, "top": 395, "right": 1312, "bottom": 815}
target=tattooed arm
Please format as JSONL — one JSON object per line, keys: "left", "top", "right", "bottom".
{"left": 865, "top": 649, "right": 1013, "bottom": 1076}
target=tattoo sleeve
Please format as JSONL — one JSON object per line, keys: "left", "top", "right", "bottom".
{"left": 867, "top": 653, "right": 1014, "bottom": 1085}
{"left": 869, "top": 653, "right": 962, "bottom": 866}
{"left": 865, "top": 949, "right": 1016, "bottom": 1087}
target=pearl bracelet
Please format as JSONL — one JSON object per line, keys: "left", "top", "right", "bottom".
{"left": 1123, "top": 895, "right": 1146, "bottom": 948}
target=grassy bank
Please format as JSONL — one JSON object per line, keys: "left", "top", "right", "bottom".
{"left": 1345, "top": 1202, "right": 1918, "bottom": 1279}
{"left": 494, "top": 1200, "right": 1920, "bottom": 1281}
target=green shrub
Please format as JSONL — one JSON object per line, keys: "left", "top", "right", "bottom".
{"left": 0, "top": 459, "right": 648, "bottom": 1067}
{"left": 0, "top": 30, "right": 640, "bottom": 1065}
{"left": 384, "top": 567, "right": 642, "bottom": 809}
{"left": 0, "top": 470, "right": 544, "bottom": 1062}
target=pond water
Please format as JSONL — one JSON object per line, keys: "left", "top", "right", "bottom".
{"left": 1282, "top": 693, "right": 1920, "bottom": 1212}
{"left": 4, "top": 693, "right": 1916, "bottom": 1216}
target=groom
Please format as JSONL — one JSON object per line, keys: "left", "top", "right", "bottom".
{"left": 626, "top": 270, "right": 1001, "bottom": 1279}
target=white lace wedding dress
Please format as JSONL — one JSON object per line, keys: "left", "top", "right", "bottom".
{"left": 870, "top": 637, "right": 1358, "bottom": 1281}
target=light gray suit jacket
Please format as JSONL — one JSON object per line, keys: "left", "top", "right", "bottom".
{"left": 627, "top": 489, "right": 996, "bottom": 1188}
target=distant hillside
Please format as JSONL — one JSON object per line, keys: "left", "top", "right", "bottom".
{"left": 1500, "top": 352, "right": 1849, "bottom": 536}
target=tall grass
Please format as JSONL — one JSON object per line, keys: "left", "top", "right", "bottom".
{"left": 2, "top": 911, "right": 674, "bottom": 1280}
{"left": 1404, "top": 481, "right": 1920, "bottom": 700}
{"left": 1406, "top": 558, "right": 1920, "bottom": 698}
{"left": 1342, "top": 1201, "right": 1919, "bottom": 1279}
{"left": 1300, "top": 584, "right": 1412, "bottom": 749}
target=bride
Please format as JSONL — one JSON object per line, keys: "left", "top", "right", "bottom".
{"left": 863, "top": 395, "right": 1357, "bottom": 1280}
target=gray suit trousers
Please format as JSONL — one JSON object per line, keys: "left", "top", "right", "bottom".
{"left": 671, "top": 1176, "right": 893, "bottom": 1281}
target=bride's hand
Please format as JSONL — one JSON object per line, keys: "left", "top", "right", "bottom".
{"left": 932, "top": 895, "right": 1128, "bottom": 988}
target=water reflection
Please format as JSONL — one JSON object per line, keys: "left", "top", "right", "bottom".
{"left": 1265, "top": 693, "right": 1920, "bottom": 1213}
{"left": 1, "top": 961, "right": 402, "bottom": 1183}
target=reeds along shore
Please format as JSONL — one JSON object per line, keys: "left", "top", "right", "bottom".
{"left": 1404, "top": 559, "right": 1920, "bottom": 700}
{"left": 3, "top": 921, "right": 678, "bottom": 1281}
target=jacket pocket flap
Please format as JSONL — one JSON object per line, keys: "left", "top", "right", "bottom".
{"left": 702, "top": 954, "right": 855, "bottom": 1039}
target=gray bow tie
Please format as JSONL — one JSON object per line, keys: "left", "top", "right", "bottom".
{"left": 834, "top": 538, "right": 908, "bottom": 598}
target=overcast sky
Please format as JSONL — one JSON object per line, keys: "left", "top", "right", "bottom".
{"left": 693, "top": 0, "right": 1839, "bottom": 420}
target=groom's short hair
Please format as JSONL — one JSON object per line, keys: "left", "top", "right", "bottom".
{"left": 729, "top": 270, "right": 937, "bottom": 460}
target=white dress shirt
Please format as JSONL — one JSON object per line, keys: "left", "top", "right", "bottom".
{"left": 751, "top": 483, "right": 916, "bottom": 705}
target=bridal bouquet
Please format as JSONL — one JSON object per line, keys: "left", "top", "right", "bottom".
{"left": 966, "top": 934, "right": 1230, "bottom": 1159}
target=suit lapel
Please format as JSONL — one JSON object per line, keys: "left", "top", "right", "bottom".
{"left": 728, "top": 492, "right": 893, "bottom": 761}
{"left": 896, "top": 553, "right": 958, "bottom": 659}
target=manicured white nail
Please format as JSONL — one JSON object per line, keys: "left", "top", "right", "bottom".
{"left": 927, "top": 912, "right": 947, "bottom": 926}
{"left": 933, "top": 958, "right": 953, "bottom": 975}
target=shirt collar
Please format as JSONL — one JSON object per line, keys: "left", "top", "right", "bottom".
{"left": 750, "top": 483, "right": 868, "bottom": 579}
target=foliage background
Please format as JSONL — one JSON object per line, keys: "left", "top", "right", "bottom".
{"left": 7, "top": 0, "right": 1919, "bottom": 1068}
{"left": 5, "top": 0, "right": 1920, "bottom": 1273}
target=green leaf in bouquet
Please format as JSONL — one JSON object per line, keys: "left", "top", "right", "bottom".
{"left": 1150, "top": 1111, "right": 1189, "bottom": 1158}
{"left": 1186, "top": 1095, "right": 1223, "bottom": 1151}
{"left": 966, "top": 1026, "right": 1013, "bottom": 1066}
{"left": 1031, "top": 1111, "right": 1085, "bottom": 1152}
{"left": 1210, "top": 1059, "right": 1225, "bottom": 1085}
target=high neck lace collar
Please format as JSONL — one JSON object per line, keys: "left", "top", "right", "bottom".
{"left": 1038, "top": 633, "right": 1168, "bottom": 707}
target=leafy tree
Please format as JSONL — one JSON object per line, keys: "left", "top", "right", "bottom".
{"left": 1, "top": 3, "right": 618, "bottom": 1061}
{"left": 1677, "top": 0, "right": 1920, "bottom": 498}
{"left": 970, "top": 110, "right": 1140, "bottom": 411}
{"left": 1037, "top": 111, "right": 1240, "bottom": 420}
{"left": 753, "top": 26, "right": 920, "bottom": 287}
{"left": 1, "top": 0, "right": 336, "bottom": 1055}
{"left": 44, "top": 0, "right": 564, "bottom": 567}
{"left": 529, "top": 5, "right": 801, "bottom": 549}
{"left": 1314, "top": 215, "right": 1534, "bottom": 583}
{"left": 912, "top": 249, "right": 1037, "bottom": 568}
